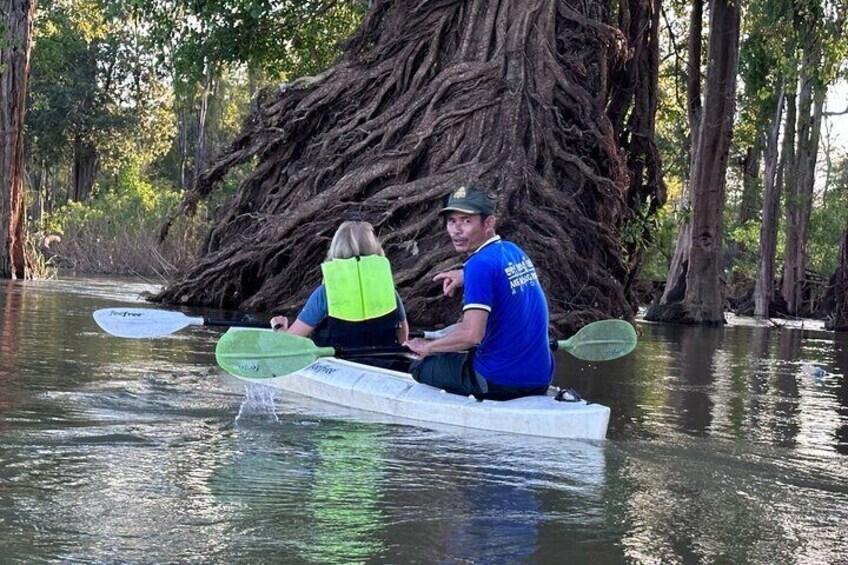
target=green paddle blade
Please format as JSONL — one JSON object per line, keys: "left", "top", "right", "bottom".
{"left": 215, "top": 328, "right": 336, "bottom": 379}
{"left": 558, "top": 319, "right": 637, "bottom": 362}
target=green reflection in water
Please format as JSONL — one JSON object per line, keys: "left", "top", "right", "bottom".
{"left": 297, "top": 428, "right": 386, "bottom": 564}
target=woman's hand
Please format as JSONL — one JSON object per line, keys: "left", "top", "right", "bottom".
{"left": 433, "top": 269, "right": 463, "bottom": 297}
{"left": 270, "top": 315, "right": 289, "bottom": 332}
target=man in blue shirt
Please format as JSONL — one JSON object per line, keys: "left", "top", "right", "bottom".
{"left": 404, "top": 185, "right": 554, "bottom": 400}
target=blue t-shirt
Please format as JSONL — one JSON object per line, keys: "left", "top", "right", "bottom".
{"left": 463, "top": 236, "right": 554, "bottom": 387}
{"left": 298, "top": 284, "right": 406, "bottom": 328}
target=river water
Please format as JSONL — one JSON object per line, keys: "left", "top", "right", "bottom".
{"left": 0, "top": 277, "right": 846, "bottom": 564}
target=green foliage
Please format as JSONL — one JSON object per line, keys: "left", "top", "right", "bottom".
{"left": 654, "top": 3, "right": 690, "bottom": 202}
{"left": 46, "top": 162, "right": 179, "bottom": 236}
{"left": 28, "top": 0, "right": 176, "bottom": 176}
{"left": 0, "top": 23, "right": 7, "bottom": 74}
{"left": 139, "top": 0, "right": 366, "bottom": 194}
{"left": 620, "top": 193, "right": 681, "bottom": 282}
{"left": 25, "top": 0, "right": 366, "bottom": 277}
{"left": 727, "top": 219, "right": 763, "bottom": 281}
{"left": 635, "top": 207, "right": 681, "bottom": 281}
{"left": 655, "top": 77, "right": 689, "bottom": 202}
{"left": 808, "top": 159, "right": 848, "bottom": 274}
{"left": 43, "top": 163, "right": 205, "bottom": 277}
{"left": 141, "top": 0, "right": 366, "bottom": 92}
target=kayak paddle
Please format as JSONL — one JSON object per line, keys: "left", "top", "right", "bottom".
{"left": 411, "top": 318, "right": 638, "bottom": 362}
{"left": 215, "top": 319, "right": 637, "bottom": 379}
{"left": 93, "top": 307, "right": 267, "bottom": 338}
{"left": 215, "top": 329, "right": 402, "bottom": 379}
{"left": 554, "top": 319, "right": 637, "bottom": 362}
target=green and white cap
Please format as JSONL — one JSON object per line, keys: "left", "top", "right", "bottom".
{"left": 439, "top": 185, "right": 496, "bottom": 216}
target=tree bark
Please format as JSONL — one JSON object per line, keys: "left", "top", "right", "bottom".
{"left": 832, "top": 227, "right": 848, "bottom": 331}
{"left": 681, "top": 0, "right": 740, "bottom": 323}
{"left": 738, "top": 143, "right": 761, "bottom": 225}
{"left": 155, "top": 0, "right": 664, "bottom": 333}
{"left": 606, "top": 0, "right": 667, "bottom": 297}
{"left": 0, "top": 0, "right": 35, "bottom": 279}
{"left": 647, "top": 0, "right": 740, "bottom": 324}
{"left": 753, "top": 87, "right": 785, "bottom": 317}
{"left": 782, "top": 45, "right": 825, "bottom": 316}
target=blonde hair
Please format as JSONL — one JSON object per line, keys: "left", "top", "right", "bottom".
{"left": 327, "top": 221, "right": 385, "bottom": 260}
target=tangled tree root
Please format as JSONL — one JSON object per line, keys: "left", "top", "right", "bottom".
{"left": 155, "top": 0, "right": 664, "bottom": 335}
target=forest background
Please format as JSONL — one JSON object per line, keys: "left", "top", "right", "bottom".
{"left": 3, "top": 0, "right": 848, "bottom": 327}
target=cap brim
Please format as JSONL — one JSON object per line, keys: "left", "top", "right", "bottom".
{"left": 438, "top": 206, "right": 483, "bottom": 215}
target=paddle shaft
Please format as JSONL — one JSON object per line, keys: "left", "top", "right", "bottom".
{"left": 314, "top": 336, "right": 600, "bottom": 362}
{"left": 409, "top": 330, "right": 562, "bottom": 351}
{"left": 335, "top": 344, "right": 411, "bottom": 357}
{"left": 204, "top": 318, "right": 268, "bottom": 329}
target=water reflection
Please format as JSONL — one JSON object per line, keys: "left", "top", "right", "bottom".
{"left": 828, "top": 332, "right": 848, "bottom": 455}
{"left": 207, "top": 408, "right": 610, "bottom": 563}
{"left": 561, "top": 320, "right": 848, "bottom": 457}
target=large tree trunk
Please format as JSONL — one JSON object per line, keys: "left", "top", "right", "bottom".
{"left": 155, "top": 0, "right": 665, "bottom": 333}
{"left": 0, "top": 0, "right": 35, "bottom": 279}
{"left": 680, "top": 0, "right": 740, "bottom": 323}
{"left": 753, "top": 87, "right": 785, "bottom": 317}
{"left": 646, "top": 0, "right": 740, "bottom": 324}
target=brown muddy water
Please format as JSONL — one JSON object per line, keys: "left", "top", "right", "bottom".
{"left": 0, "top": 277, "right": 846, "bottom": 564}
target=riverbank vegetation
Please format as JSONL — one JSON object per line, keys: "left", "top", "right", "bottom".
{"left": 2, "top": 0, "right": 847, "bottom": 329}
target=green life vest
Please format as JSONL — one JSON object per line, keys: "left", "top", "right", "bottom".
{"left": 321, "top": 255, "right": 396, "bottom": 322}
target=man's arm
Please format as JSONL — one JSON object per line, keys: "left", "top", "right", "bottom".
{"left": 404, "top": 309, "right": 487, "bottom": 358}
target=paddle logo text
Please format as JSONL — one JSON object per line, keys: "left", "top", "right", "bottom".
{"left": 305, "top": 361, "right": 338, "bottom": 376}
{"left": 111, "top": 310, "right": 143, "bottom": 317}
{"left": 237, "top": 361, "right": 261, "bottom": 373}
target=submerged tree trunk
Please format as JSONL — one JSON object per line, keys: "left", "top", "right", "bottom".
{"left": 646, "top": 0, "right": 740, "bottom": 324}
{"left": 0, "top": 0, "right": 36, "bottom": 279}
{"left": 753, "top": 87, "right": 785, "bottom": 317}
{"left": 155, "top": 0, "right": 665, "bottom": 333}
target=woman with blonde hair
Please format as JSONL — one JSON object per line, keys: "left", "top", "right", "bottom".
{"left": 271, "top": 221, "right": 409, "bottom": 348}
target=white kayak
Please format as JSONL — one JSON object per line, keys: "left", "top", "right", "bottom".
{"left": 229, "top": 356, "right": 610, "bottom": 440}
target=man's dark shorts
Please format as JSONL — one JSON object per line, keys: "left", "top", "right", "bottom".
{"left": 410, "top": 352, "right": 548, "bottom": 400}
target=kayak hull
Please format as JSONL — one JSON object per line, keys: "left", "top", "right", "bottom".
{"left": 230, "top": 357, "right": 610, "bottom": 440}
